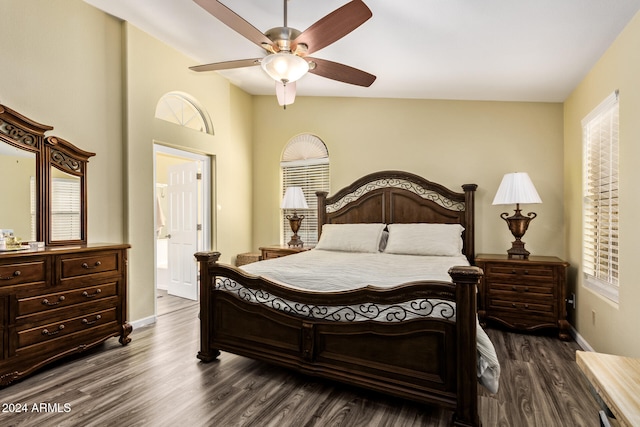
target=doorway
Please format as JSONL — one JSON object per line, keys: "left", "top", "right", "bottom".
{"left": 154, "top": 144, "right": 211, "bottom": 316}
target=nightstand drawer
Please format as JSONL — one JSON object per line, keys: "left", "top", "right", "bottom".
{"left": 488, "top": 282, "right": 555, "bottom": 296}
{"left": 484, "top": 263, "right": 555, "bottom": 281}
{"left": 489, "top": 298, "right": 555, "bottom": 314}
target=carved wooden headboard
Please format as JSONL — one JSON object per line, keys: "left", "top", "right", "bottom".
{"left": 316, "top": 170, "right": 477, "bottom": 263}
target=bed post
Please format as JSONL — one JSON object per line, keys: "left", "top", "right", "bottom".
{"left": 462, "top": 184, "right": 477, "bottom": 265}
{"left": 194, "top": 251, "right": 221, "bottom": 363}
{"left": 449, "top": 265, "right": 483, "bottom": 427}
{"left": 316, "top": 190, "right": 328, "bottom": 240}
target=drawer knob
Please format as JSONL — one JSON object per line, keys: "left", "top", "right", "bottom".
{"left": 82, "top": 314, "right": 102, "bottom": 325}
{"left": 42, "top": 295, "right": 66, "bottom": 306}
{"left": 510, "top": 269, "right": 516, "bottom": 274}
{"left": 42, "top": 324, "right": 65, "bottom": 336}
{"left": 0, "top": 270, "right": 21, "bottom": 280}
{"left": 524, "top": 270, "right": 529, "bottom": 275}
{"left": 82, "top": 289, "right": 102, "bottom": 298}
{"left": 81, "top": 261, "right": 102, "bottom": 269}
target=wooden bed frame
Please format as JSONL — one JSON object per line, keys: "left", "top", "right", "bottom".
{"left": 195, "top": 171, "right": 483, "bottom": 427}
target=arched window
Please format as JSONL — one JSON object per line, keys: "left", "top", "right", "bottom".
{"left": 281, "top": 134, "right": 330, "bottom": 246}
{"left": 155, "top": 92, "right": 213, "bottom": 135}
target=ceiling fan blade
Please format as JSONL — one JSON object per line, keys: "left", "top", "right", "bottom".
{"left": 292, "top": 0, "right": 372, "bottom": 56}
{"left": 190, "top": 58, "right": 261, "bottom": 72}
{"left": 307, "top": 57, "right": 376, "bottom": 87}
{"left": 193, "top": 0, "right": 274, "bottom": 49}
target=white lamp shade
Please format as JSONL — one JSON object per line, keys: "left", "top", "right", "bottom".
{"left": 276, "top": 81, "right": 296, "bottom": 106}
{"left": 281, "top": 187, "right": 309, "bottom": 209}
{"left": 492, "top": 172, "right": 542, "bottom": 205}
{"left": 261, "top": 53, "right": 309, "bottom": 83}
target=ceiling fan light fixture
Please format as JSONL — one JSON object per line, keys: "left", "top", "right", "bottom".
{"left": 261, "top": 53, "right": 309, "bottom": 84}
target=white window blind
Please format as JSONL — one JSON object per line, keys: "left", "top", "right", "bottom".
{"left": 281, "top": 135, "right": 329, "bottom": 246}
{"left": 51, "top": 177, "right": 81, "bottom": 241}
{"left": 582, "top": 90, "right": 619, "bottom": 303}
{"left": 30, "top": 176, "right": 37, "bottom": 241}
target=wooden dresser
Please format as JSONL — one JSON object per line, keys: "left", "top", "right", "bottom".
{"left": 475, "top": 254, "right": 570, "bottom": 340}
{"left": 0, "top": 244, "right": 131, "bottom": 385}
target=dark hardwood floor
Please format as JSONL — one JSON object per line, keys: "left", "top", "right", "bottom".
{"left": 156, "top": 289, "right": 198, "bottom": 316}
{"left": 0, "top": 301, "right": 601, "bottom": 427}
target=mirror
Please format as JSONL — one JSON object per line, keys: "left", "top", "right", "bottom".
{"left": 45, "top": 136, "right": 93, "bottom": 246}
{"left": 0, "top": 141, "right": 36, "bottom": 241}
{"left": 0, "top": 104, "right": 93, "bottom": 247}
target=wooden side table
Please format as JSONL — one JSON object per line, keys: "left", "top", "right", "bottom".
{"left": 475, "top": 254, "right": 570, "bottom": 340}
{"left": 259, "top": 245, "right": 312, "bottom": 260}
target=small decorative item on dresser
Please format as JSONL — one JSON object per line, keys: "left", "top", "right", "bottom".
{"left": 492, "top": 172, "right": 542, "bottom": 259}
{"left": 281, "top": 186, "right": 309, "bottom": 247}
{"left": 475, "top": 254, "right": 570, "bottom": 340}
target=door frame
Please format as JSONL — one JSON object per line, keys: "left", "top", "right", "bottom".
{"left": 153, "top": 143, "right": 212, "bottom": 311}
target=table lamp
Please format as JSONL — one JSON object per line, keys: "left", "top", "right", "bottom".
{"left": 281, "top": 186, "right": 309, "bottom": 247}
{"left": 492, "top": 172, "right": 542, "bottom": 259}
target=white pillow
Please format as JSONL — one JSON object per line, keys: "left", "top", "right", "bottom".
{"left": 315, "top": 223, "right": 386, "bottom": 253}
{"left": 383, "top": 223, "right": 464, "bottom": 256}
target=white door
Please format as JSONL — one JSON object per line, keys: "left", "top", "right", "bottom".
{"left": 167, "top": 161, "right": 199, "bottom": 300}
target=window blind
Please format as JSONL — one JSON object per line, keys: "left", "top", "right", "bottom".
{"left": 582, "top": 90, "right": 619, "bottom": 303}
{"left": 281, "top": 160, "right": 329, "bottom": 246}
{"left": 30, "top": 176, "right": 37, "bottom": 241}
{"left": 51, "top": 177, "right": 81, "bottom": 241}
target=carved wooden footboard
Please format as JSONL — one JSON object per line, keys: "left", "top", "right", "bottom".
{"left": 195, "top": 252, "right": 483, "bottom": 427}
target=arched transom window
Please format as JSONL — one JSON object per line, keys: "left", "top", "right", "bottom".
{"left": 155, "top": 92, "right": 213, "bottom": 135}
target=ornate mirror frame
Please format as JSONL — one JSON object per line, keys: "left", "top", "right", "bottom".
{"left": 0, "top": 104, "right": 95, "bottom": 246}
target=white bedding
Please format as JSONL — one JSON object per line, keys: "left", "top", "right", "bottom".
{"left": 227, "top": 248, "right": 500, "bottom": 393}
{"left": 241, "top": 249, "right": 468, "bottom": 291}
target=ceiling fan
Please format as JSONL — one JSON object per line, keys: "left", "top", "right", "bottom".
{"left": 190, "top": 0, "right": 376, "bottom": 107}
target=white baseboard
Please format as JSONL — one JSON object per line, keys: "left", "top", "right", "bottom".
{"left": 570, "top": 325, "right": 595, "bottom": 352}
{"left": 130, "top": 315, "right": 157, "bottom": 331}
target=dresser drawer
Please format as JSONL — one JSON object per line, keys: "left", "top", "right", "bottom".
{"left": 0, "top": 260, "right": 46, "bottom": 286}
{"left": 17, "top": 307, "right": 117, "bottom": 348}
{"left": 60, "top": 252, "right": 119, "bottom": 279}
{"left": 484, "top": 263, "right": 555, "bottom": 282}
{"left": 17, "top": 282, "right": 118, "bottom": 316}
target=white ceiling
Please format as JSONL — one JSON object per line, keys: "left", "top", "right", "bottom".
{"left": 84, "top": 0, "right": 640, "bottom": 102}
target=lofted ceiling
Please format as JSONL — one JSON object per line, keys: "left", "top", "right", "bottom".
{"left": 84, "top": 0, "right": 640, "bottom": 102}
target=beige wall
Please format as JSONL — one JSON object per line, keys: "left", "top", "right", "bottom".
{"left": 564, "top": 11, "right": 640, "bottom": 356}
{"left": 252, "top": 97, "right": 565, "bottom": 259}
{"left": 124, "top": 25, "right": 254, "bottom": 322}
{"left": 1, "top": 0, "right": 124, "bottom": 244}
{"left": 1, "top": 1, "right": 254, "bottom": 324}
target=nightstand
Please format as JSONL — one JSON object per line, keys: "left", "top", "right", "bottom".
{"left": 475, "top": 254, "right": 570, "bottom": 340}
{"left": 259, "top": 245, "right": 312, "bottom": 260}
